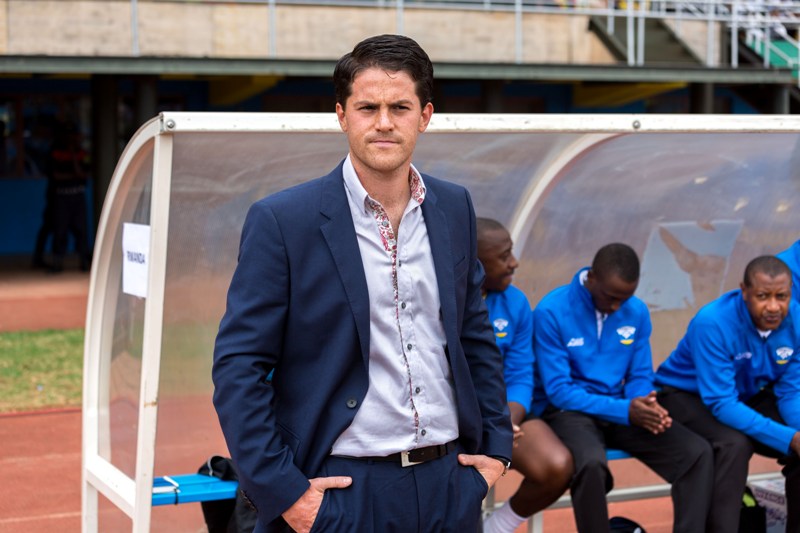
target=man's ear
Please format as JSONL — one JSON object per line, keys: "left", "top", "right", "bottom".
{"left": 418, "top": 102, "right": 433, "bottom": 133}
{"left": 336, "top": 103, "right": 347, "bottom": 132}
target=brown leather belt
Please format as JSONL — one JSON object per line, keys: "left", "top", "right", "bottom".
{"left": 339, "top": 441, "right": 457, "bottom": 467}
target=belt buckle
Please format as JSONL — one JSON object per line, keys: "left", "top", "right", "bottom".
{"left": 400, "top": 450, "right": 422, "bottom": 467}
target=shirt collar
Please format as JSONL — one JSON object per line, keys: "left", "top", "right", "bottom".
{"left": 341, "top": 154, "right": 426, "bottom": 214}
{"left": 579, "top": 269, "right": 607, "bottom": 322}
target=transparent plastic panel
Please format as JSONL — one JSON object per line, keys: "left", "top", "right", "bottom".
{"left": 511, "top": 132, "right": 800, "bottom": 364}
{"left": 415, "top": 132, "right": 584, "bottom": 218}
{"left": 152, "top": 132, "right": 347, "bottom": 502}
{"left": 143, "top": 123, "right": 799, "bottom": 506}
{"left": 99, "top": 140, "right": 154, "bottom": 478}
{"left": 98, "top": 491, "right": 132, "bottom": 532}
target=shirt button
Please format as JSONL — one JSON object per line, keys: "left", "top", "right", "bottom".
{"left": 407, "top": 344, "right": 413, "bottom": 351}
{"left": 415, "top": 387, "right": 421, "bottom": 394}
{"left": 346, "top": 399, "right": 357, "bottom": 409}
{"left": 421, "top": 429, "right": 427, "bottom": 436}
{"left": 401, "top": 302, "right": 407, "bottom": 309}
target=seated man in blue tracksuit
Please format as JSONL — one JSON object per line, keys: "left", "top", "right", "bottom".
{"left": 477, "top": 218, "right": 573, "bottom": 533}
{"left": 656, "top": 255, "right": 800, "bottom": 533}
{"left": 778, "top": 240, "right": 800, "bottom": 304}
{"left": 536, "top": 243, "right": 712, "bottom": 533}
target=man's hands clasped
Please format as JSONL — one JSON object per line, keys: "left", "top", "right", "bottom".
{"left": 629, "top": 391, "right": 672, "bottom": 434}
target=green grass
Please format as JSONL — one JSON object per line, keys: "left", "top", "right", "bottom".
{"left": 0, "top": 329, "right": 84, "bottom": 413}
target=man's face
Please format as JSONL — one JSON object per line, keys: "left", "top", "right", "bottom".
{"left": 585, "top": 270, "right": 638, "bottom": 315}
{"left": 479, "top": 228, "right": 518, "bottom": 293}
{"left": 741, "top": 271, "right": 791, "bottom": 331}
{"left": 336, "top": 68, "right": 433, "bottom": 180}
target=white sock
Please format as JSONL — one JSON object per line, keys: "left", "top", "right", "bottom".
{"left": 483, "top": 501, "right": 528, "bottom": 533}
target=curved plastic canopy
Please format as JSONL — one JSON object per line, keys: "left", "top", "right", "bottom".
{"left": 81, "top": 112, "right": 800, "bottom": 531}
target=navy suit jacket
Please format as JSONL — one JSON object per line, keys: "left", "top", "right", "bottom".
{"left": 212, "top": 161, "right": 512, "bottom": 531}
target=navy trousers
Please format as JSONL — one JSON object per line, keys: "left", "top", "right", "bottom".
{"left": 275, "top": 446, "right": 489, "bottom": 533}
{"left": 659, "top": 387, "right": 800, "bottom": 533}
{"left": 543, "top": 408, "right": 713, "bottom": 533}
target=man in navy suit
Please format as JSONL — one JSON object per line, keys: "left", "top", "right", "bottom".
{"left": 212, "top": 34, "right": 513, "bottom": 533}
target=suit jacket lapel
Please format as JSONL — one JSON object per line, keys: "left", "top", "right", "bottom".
{"left": 421, "top": 186, "right": 459, "bottom": 347}
{"left": 319, "top": 165, "right": 371, "bottom": 365}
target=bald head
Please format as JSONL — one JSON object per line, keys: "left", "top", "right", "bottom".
{"left": 476, "top": 218, "right": 517, "bottom": 293}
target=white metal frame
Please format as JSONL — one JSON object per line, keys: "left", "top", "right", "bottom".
{"left": 82, "top": 112, "right": 800, "bottom": 532}
{"left": 524, "top": 471, "right": 781, "bottom": 532}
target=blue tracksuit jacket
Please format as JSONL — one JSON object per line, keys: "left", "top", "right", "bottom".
{"left": 535, "top": 268, "right": 655, "bottom": 426}
{"left": 777, "top": 240, "right": 800, "bottom": 305}
{"left": 486, "top": 284, "right": 534, "bottom": 413}
{"left": 656, "top": 290, "right": 800, "bottom": 453}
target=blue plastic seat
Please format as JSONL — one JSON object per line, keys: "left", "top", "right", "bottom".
{"left": 152, "top": 473, "right": 238, "bottom": 506}
{"left": 605, "top": 448, "right": 632, "bottom": 461}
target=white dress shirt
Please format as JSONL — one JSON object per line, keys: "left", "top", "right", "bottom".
{"left": 331, "top": 155, "right": 459, "bottom": 457}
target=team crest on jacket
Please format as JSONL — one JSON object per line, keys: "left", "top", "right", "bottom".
{"left": 776, "top": 347, "right": 794, "bottom": 365}
{"left": 494, "top": 318, "right": 509, "bottom": 338}
{"left": 617, "top": 326, "right": 636, "bottom": 345}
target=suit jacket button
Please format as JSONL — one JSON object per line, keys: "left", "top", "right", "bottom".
{"left": 346, "top": 399, "right": 357, "bottom": 408}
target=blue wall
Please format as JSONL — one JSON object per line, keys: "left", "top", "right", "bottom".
{"left": 0, "top": 177, "right": 94, "bottom": 255}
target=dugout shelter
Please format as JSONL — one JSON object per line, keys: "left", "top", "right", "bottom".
{"left": 81, "top": 112, "right": 800, "bottom": 531}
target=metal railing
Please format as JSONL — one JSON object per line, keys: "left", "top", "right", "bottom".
{"left": 134, "top": 0, "right": 800, "bottom": 75}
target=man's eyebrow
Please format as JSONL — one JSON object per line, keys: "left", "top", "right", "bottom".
{"left": 351, "top": 98, "right": 415, "bottom": 106}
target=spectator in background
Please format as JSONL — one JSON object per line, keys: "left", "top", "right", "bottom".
{"left": 778, "top": 240, "right": 800, "bottom": 304}
{"left": 478, "top": 217, "right": 573, "bottom": 533}
{"left": 0, "top": 120, "right": 7, "bottom": 175}
{"left": 536, "top": 243, "right": 713, "bottom": 533}
{"left": 31, "top": 166, "right": 55, "bottom": 269}
{"left": 49, "top": 121, "right": 91, "bottom": 273}
{"left": 656, "top": 255, "right": 800, "bottom": 533}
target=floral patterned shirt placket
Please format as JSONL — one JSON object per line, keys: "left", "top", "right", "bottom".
{"left": 365, "top": 172, "right": 426, "bottom": 440}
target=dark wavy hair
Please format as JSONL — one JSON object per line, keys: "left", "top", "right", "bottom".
{"left": 333, "top": 34, "right": 434, "bottom": 109}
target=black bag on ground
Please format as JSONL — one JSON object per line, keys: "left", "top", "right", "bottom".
{"left": 609, "top": 516, "right": 646, "bottom": 533}
{"left": 738, "top": 486, "right": 767, "bottom": 533}
{"left": 198, "top": 455, "right": 257, "bottom": 533}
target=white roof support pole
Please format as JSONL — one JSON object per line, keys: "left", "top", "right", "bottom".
{"left": 637, "top": 0, "right": 645, "bottom": 66}
{"left": 627, "top": 0, "right": 635, "bottom": 66}
{"left": 268, "top": 0, "right": 277, "bottom": 58}
{"left": 82, "top": 118, "right": 163, "bottom": 533}
{"left": 706, "top": 0, "right": 716, "bottom": 67}
{"left": 130, "top": 0, "right": 140, "bottom": 57}
{"left": 515, "top": 0, "right": 523, "bottom": 64}
{"left": 131, "top": 130, "right": 174, "bottom": 532}
{"left": 607, "top": 0, "right": 615, "bottom": 36}
{"left": 396, "top": 0, "right": 405, "bottom": 38}
{"left": 731, "top": 0, "right": 739, "bottom": 68}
